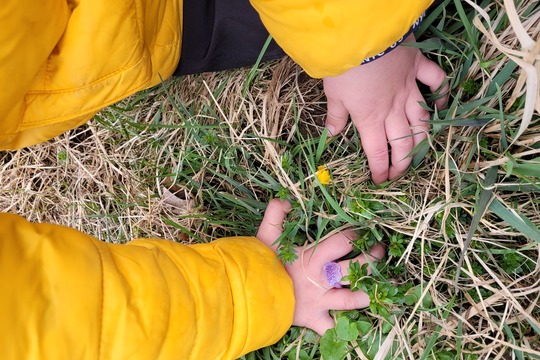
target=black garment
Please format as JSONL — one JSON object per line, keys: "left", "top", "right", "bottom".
{"left": 174, "top": 0, "right": 285, "bottom": 75}
{"left": 175, "top": 0, "right": 446, "bottom": 76}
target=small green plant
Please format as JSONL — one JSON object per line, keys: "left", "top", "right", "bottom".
{"left": 387, "top": 233, "right": 407, "bottom": 257}
{"left": 461, "top": 78, "right": 482, "bottom": 96}
{"left": 320, "top": 317, "right": 362, "bottom": 360}
{"left": 56, "top": 149, "right": 68, "bottom": 163}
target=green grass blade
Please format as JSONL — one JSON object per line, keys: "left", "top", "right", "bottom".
{"left": 427, "top": 117, "right": 493, "bottom": 127}
{"left": 503, "top": 323, "right": 524, "bottom": 360}
{"left": 454, "top": 0, "right": 480, "bottom": 55}
{"left": 455, "top": 166, "right": 498, "bottom": 284}
{"left": 316, "top": 129, "right": 329, "bottom": 164}
{"left": 487, "top": 60, "right": 519, "bottom": 97}
{"left": 243, "top": 35, "right": 273, "bottom": 96}
{"left": 317, "top": 183, "right": 360, "bottom": 226}
{"left": 489, "top": 198, "right": 540, "bottom": 242}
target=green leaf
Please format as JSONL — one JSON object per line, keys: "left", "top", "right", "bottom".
{"left": 411, "top": 136, "right": 434, "bottom": 168}
{"left": 287, "top": 349, "right": 311, "bottom": 360}
{"left": 356, "top": 320, "right": 372, "bottom": 336}
{"left": 505, "top": 156, "right": 515, "bottom": 179}
{"left": 457, "top": 96, "right": 493, "bottom": 113}
{"left": 404, "top": 285, "right": 432, "bottom": 308}
{"left": 436, "top": 350, "right": 458, "bottom": 360}
{"left": 381, "top": 320, "right": 393, "bottom": 335}
{"left": 456, "top": 320, "right": 463, "bottom": 355}
{"left": 335, "top": 317, "right": 359, "bottom": 342}
{"left": 388, "top": 241, "right": 405, "bottom": 257}
{"left": 320, "top": 329, "right": 348, "bottom": 360}
{"left": 453, "top": 0, "right": 479, "bottom": 54}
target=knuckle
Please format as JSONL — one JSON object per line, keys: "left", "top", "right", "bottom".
{"left": 341, "top": 296, "right": 357, "bottom": 310}
{"left": 368, "top": 146, "right": 390, "bottom": 162}
{"left": 326, "top": 111, "right": 348, "bottom": 123}
{"left": 411, "top": 125, "right": 428, "bottom": 137}
{"left": 418, "top": 109, "right": 431, "bottom": 121}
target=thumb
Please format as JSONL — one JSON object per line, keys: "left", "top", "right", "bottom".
{"left": 324, "top": 95, "right": 350, "bottom": 136}
{"left": 256, "top": 199, "right": 291, "bottom": 251}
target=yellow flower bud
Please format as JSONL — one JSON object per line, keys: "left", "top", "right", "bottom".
{"left": 316, "top": 165, "right": 331, "bottom": 185}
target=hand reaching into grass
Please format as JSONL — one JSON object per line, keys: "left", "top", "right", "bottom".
{"left": 323, "top": 35, "right": 449, "bottom": 185}
{"left": 257, "top": 199, "right": 385, "bottom": 335}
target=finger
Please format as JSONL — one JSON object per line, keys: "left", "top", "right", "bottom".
{"left": 366, "top": 242, "right": 386, "bottom": 261}
{"left": 405, "top": 90, "right": 431, "bottom": 148}
{"left": 337, "top": 242, "right": 385, "bottom": 283}
{"left": 256, "top": 199, "right": 291, "bottom": 250}
{"left": 385, "top": 111, "right": 415, "bottom": 180}
{"left": 416, "top": 55, "right": 449, "bottom": 110}
{"left": 354, "top": 116, "right": 390, "bottom": 185}
{"left": 322, "top": 288, "right": 370, "bottom": 311}
{"left": 345, "top": 242, "right": 385, "bottom": 269}
{"left": 308, "top": 230, "right": 358, "bottom": 264}
{"left": 307, "top": 312, "right": 336, "bottom": 336}
{"left": 325, "top": 96, "right": 350, "bottom": 136}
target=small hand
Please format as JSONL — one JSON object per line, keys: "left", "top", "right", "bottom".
{"left": 257, "top": 199, "right": 385, "bottom": 335}
{"left": 323, "top": 35, "right": 448, "bottom": 184}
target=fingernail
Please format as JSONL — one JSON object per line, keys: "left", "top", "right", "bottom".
{"left": 326, "top": 125, "right": 336, "bottom": 136}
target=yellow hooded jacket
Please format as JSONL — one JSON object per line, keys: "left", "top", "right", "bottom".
{"left": 0, "top": 0, "right": 432, "bottom": 358}
{"left": 0, "top": 213, "right": 294, "bottom": 359}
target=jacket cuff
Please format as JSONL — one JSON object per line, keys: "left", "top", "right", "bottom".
{"left": 361, "top": 12, "right": 426, "bottom": 64}
{"left": 196, "top": 236, "right": 295, "bottom": 357}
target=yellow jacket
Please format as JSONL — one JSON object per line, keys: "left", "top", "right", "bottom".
{"left": 0, "top": 0, "right": 432, "bottom": 150}
{"left": 0, "top": 213, "right": 294, "bottom": 359}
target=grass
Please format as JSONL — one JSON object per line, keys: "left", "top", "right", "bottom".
{"left": 1, "top": 0, "right": 539, "bottom": 359}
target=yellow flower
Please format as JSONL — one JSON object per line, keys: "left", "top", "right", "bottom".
{"left": 316, "top": 165, "right": 331, "bottom": 185}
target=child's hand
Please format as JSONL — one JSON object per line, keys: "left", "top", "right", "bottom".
{"left": 257, "top": 199, "right": 385, "bottom": 335}
{"left": 323, "top": 35, "right": 448, "bottom": 185}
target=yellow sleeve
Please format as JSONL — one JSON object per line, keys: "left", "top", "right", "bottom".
{"left": 0, "top": 0, "right": 181, "bottom": 150}
{"left": 250, "top": 0, "right": 434, "bottom": 78}
{"left": 0, "top": 213, "right": 294, "bottom": 360}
